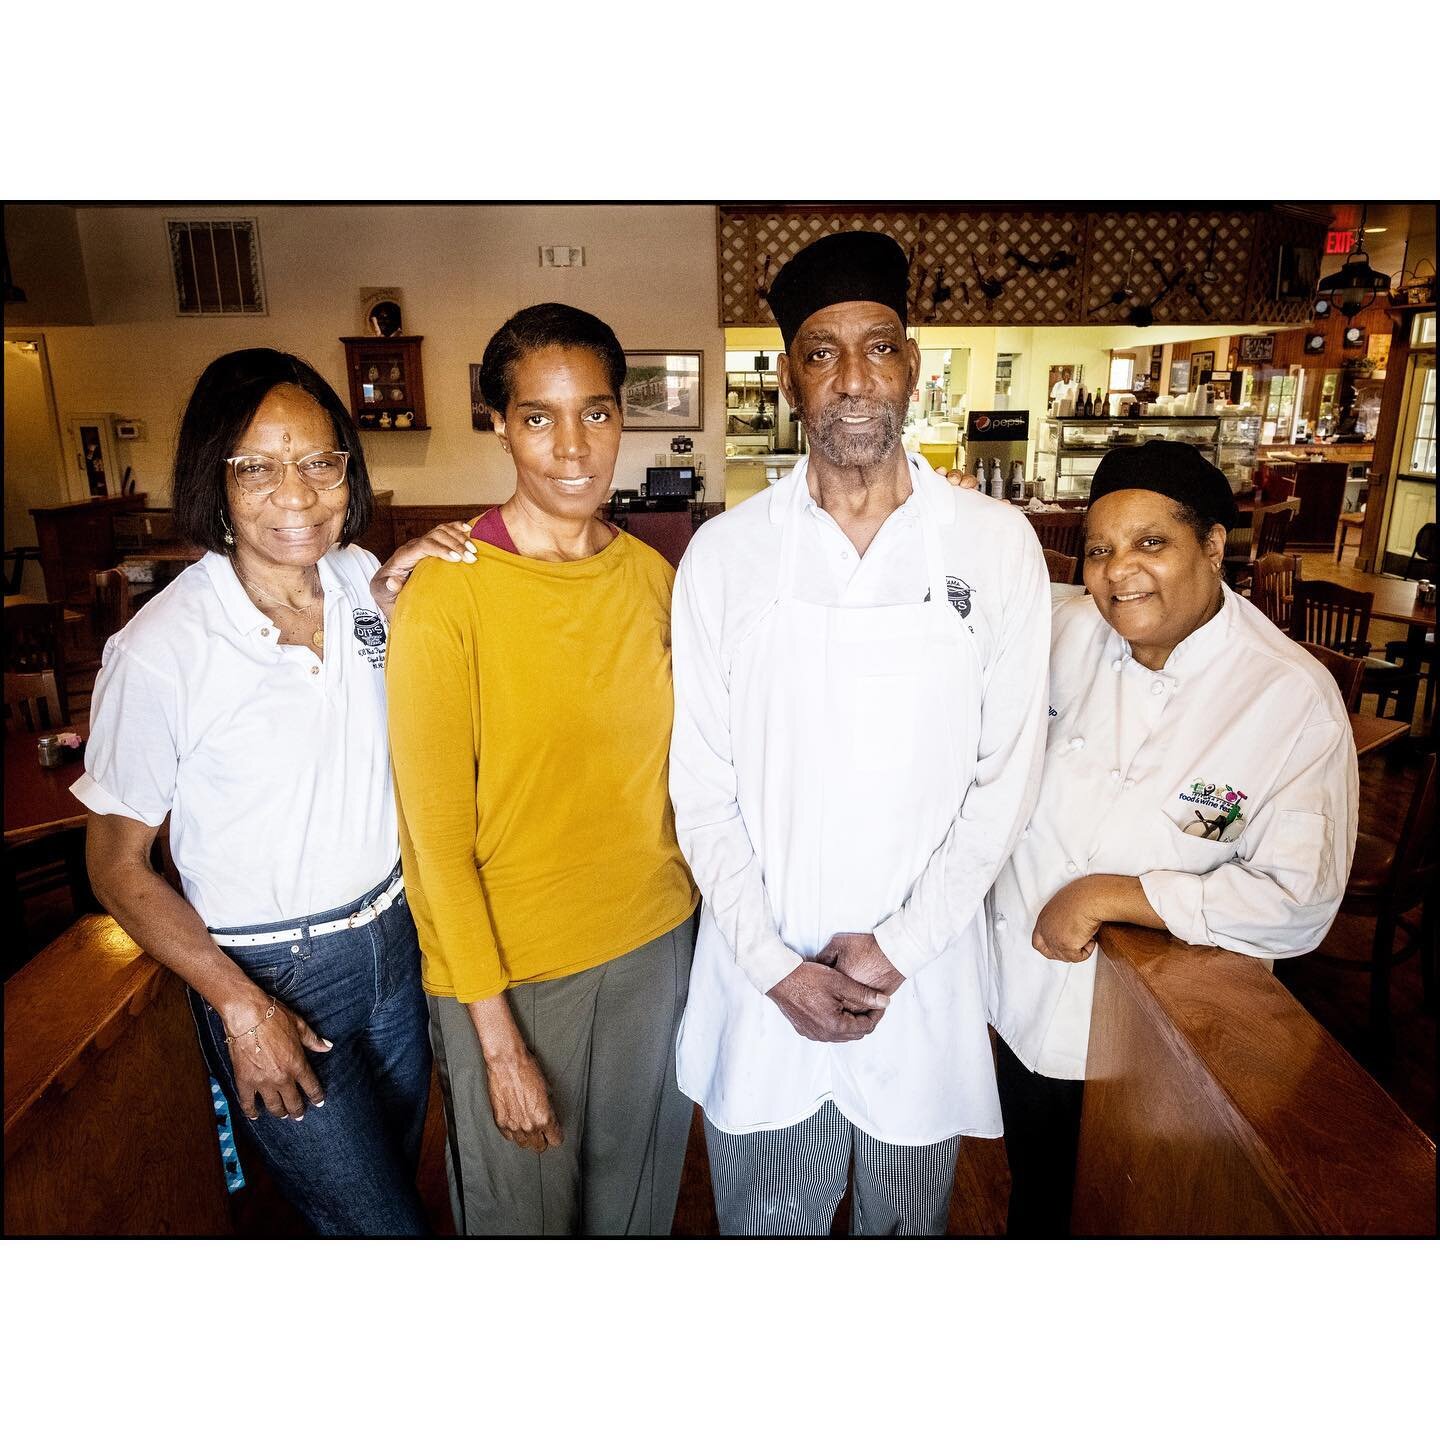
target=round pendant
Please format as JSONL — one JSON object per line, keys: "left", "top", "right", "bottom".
{"left": 313, "top": 629, "right": 324, "bottom": 650}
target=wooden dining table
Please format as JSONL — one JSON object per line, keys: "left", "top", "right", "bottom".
{"left": 4, "top": 724, "right": 90, "bottom": 844}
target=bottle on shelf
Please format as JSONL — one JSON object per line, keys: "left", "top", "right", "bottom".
{"left": 972, "top": 455, "right": 987, "bottom": 488}
{"left": 988, "top": 458, "right": 1005, "bottom": 499}
{"left": 1008, "top": 461, "right": 1026, "bottom": 502}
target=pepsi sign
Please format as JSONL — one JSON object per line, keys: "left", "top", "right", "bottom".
{"left": 965, "top": 410, "right": 1029, "bottom": 441}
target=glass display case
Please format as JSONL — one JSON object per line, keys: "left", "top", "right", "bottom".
{"left": 1218, "top": 411, "right": 1261, "bottom": 493}
{"left": 1036, "top": 415, "right": 1224, "bottom": 500}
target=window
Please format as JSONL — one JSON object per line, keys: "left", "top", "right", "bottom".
{"left": 1108, "top": 356, "right": 1135, "bottom": 392}
{"left": 167, "top": 219, "right": 266, "bottom": 316}
{"left": 1410, "top": 365, "right": 1435, "bottom": 476}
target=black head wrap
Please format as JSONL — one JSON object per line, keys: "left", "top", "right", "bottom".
{"left": 767, "top": 231, "right": 910, "bottom": 350}
{"left": 1088, "top": 439, "right": 1240, "bottom": 530}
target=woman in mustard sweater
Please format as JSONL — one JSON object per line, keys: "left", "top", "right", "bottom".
{"left": 386, "top": 304, "right": 698, "bottom": 1236}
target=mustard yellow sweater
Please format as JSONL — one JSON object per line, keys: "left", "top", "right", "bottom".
{"left": 386, "top": 532, "right": 697, "bottom": 1002}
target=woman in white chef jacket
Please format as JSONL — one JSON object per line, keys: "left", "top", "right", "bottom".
{"left": 988, "top": 440, "right": 1358, "bottom": 1237}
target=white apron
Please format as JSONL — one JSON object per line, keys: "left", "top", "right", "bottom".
{"left": 676, "top": 463, "right": 1003, "bottom": 1144}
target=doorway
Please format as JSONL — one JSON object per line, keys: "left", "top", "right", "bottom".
{"left": 3, "top": 333, "right": 68, "bottom": 597}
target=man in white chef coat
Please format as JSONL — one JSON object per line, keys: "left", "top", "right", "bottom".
{"left": 669, "top": 231, "right": 1052, "bottom": 1235}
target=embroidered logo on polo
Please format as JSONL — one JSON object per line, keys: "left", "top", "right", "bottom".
{"left": 926, "top": 575, "right": 973, "bottom": 618}
{"left": 1179, "top": 777, "right": 1249, "bottom": 841}
{"left": 352, "top": 608, "right": 387, "bottom": 670}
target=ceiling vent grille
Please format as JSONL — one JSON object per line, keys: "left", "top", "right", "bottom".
{"left": 167, "top": 218, "right": 266, "bottom": 316}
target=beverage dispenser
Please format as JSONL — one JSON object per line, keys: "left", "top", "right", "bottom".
{"left": 962, "top": 410, "right": 1030, "bottom": 495}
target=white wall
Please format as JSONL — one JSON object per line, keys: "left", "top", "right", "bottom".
{"left": 29, "top": 205, "right": 725, "bottom": 508}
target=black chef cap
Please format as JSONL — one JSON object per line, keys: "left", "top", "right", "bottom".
{"left": 1088, "top": 439, "right": 1240, "bottom": 530}
{"left": 767, "top": 231, "right": 910, "bottom": 350}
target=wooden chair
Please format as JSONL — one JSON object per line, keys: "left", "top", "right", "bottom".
{"left": 1254, "top": 552, "right": 1301, "bottom": 629}
{"left": 3, "top": 546, "right": 41, "bottom": 596}
{"left": 1254, "top": 500, "right": 1299, "bottom": 558}
{"left": 1336, "top": 753, "right": 1437, "bottom": 1061}
{"left": 1042, "top": 548, "right": 1079, "bottom": 585}
{"left": 1299, "top": 641, "right": 1365, "bottom": 712}
{"left": 3, "top": 670, "right": 65, "bottom": 732}
{"left": 1025, "top": 510, "right": 1085, "bottom": 560}
{"left": 1289, "top": 579, "right": 1414, "bottom": 716}
{"left": 1289, "top": 579, "right": 1374, "bottom": 657}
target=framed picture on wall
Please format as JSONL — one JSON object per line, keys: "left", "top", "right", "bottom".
{"left": 1304, "top": 333, "right": 1326, "bottom": 355}
{"left": 1343, "top": 325, "right": 1365, "bottom": 350}
{"left": 1238, "top": 334, "right": 1275, "bottom": 364}
{"left": 621, "top": 351, "right": 704, "bottom": 431}
{"left": 1275, "top": 244, "right": 1319, "bottom": 301}
{"left": 468, "top": 364, "right": 494, "bottom": 431}
{"left": 1190, "top": 351, "right": 1215, "bottom": 385}
{"left": 1169, "top": 360, "right": 1190, "bottom": 395}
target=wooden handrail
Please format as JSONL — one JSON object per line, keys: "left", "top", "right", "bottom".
{"left": 1073, "top": 924, "right": 1436, "bottom": 1237}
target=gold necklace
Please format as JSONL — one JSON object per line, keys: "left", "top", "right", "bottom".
{"left": 234, "top": 562, "right": 325, "bottom": 651}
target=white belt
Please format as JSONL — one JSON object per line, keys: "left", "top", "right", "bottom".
{"left": 208, "top": 874, "right": 405, "bottom": 948}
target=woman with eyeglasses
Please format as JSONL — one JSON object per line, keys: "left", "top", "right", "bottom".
{"left": 76, "top": 348, "right": 475, "bottom": 1236}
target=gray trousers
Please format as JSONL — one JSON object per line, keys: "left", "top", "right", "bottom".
{"left": 704, "top": 1100, "right": 961, "bottom": 1237}
{"left": 428, "top": 918, "right": 695, "bottom": 1237}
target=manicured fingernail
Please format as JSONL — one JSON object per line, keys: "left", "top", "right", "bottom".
{"left": 386, "top": 578, "right": 402, "bottom": 591}
{"left": 315, "top": 1100, "right": 325, "bottom": 1107}
{"left": 463, "top": 552, "right": 476, "bottom": 562}
{"left": 464, "top": 540, "right": 477, "bottom": 552}
{"left": 444, "top": 552, "right": 460, "bottom": 562}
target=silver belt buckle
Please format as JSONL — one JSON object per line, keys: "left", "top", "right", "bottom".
{"left": 348, "top": 902, "right": 377, "bottom": 929}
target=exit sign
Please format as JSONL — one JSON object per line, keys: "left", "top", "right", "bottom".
{"left": 1325, "top": 230, "right": 1357, "bottom": 256}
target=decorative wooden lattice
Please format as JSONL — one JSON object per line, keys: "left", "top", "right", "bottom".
{"left": 1083, "top": 210, "right": 1254, "bottom": 326}
{"left": 718, "top": 206, "right": 1325, "bottom": 328}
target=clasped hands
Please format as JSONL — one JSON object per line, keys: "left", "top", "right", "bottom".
{"left": 766, "top": 931, "right": 905, "bottom": 1043}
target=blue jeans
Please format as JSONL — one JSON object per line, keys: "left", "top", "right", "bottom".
{"left": 190, "top": 863, "right": 431, "bottom": 1237}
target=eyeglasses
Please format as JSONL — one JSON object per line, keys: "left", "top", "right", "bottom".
{"left": 225, "top": 450, "right": 350, "bottom": 496}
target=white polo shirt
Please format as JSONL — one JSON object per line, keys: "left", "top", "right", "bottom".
{"left": 74, "top": 546, "right": 399, "bottom": 927}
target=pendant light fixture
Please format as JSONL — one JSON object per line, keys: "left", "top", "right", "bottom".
{"left": 1314, "top": 205, "right": 1390, "bottom": 318}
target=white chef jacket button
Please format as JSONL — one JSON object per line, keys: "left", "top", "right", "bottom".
{"left": 260, "top": 627, "right": 270, "bottom": 637}
{"left": 1111, "top": 658, "right": 1123, "bottom": 672}
{"left": 310, "top": 665, "right": 320, "bottom": 676}
{"left": 1110, "top": 769, "right": 1122, "bottom": 781}
{"left": 1065, "top": 861, "right": 1079, "bottom": 874}
{"left": 1151, "top": 680, "right": 1165, "bottom": 695}
{"left": 1070, "top": 736, "right": 1085, "bottom": 750}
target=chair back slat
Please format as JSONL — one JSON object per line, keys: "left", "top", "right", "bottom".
{"left": 1255, "top": 552, "right": 1301, "bottom": 629}
{"left": 1255, "top": 502, "right": 1298, "bottom": 558}
{"left": 1042, "top": 547, "right": 1079, "bottom": 585}
{"left": 3, "top": 670, "right": 63, "bottom": 732}
{"left": 1025, "top": 510, "right": 1085, "bottom": 558}
{"left": 1290, "top": 579, "right": 1373, "bottom": 657}
{"left": 1299, "top": 641, "right": 1365, "bottom": 712}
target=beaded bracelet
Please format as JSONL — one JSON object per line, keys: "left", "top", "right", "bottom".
{"left": 224, "top": 1001, "right": 277, "bottom": 1057}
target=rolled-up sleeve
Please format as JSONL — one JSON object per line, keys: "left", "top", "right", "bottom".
{"left": 71, "top": 637, "right": 178, "bottom": 828}
{"left": 874, "top": 528, "right": 1051, "bottom": 977}
{"left": 669, "top": 542, "right": 803, "bottom": 996}
{"left": 1141, "top": 715, "right": 1358, "bottom": 961}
